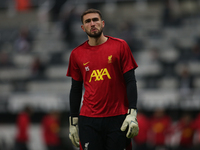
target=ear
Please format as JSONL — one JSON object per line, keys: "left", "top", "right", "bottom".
{"left": 102, "top": 20, "right": 105, "bottom": 28}
{"left": 81, "top": 25, "right": 85, "bottom": 32}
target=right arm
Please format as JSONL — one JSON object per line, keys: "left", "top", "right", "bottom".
{"left": 70, "top": 78, "right": 83, "bottom": 117}
{"left": 69, "top": 78, "right": 83, "bottom": 147}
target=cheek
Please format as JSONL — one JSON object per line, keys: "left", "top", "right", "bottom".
{"left": 84, "top": 25, "right": 90, "bottom": 30}
{"left": 81, "top": 25, "right": 89, "bottom": 32}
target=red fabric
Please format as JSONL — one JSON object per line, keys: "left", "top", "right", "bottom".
{"left": 149, "top": 115, "right": 171, "bottom": 146}
{"left": 67, "top": 36, "right": 138, "bottom": 117}
{"left": 80, "top": 141, "right": 83, "bottom": 150}
{"left": 15, "top": 0, "right": 31, "bottom": 11}
{"left": 194, "top": 113, "right": 200, "bottom": 129}
{"left": 16, "top": 112, "right": 30, "bottom": 142}
{"left": 134, "top": 113, "right": 149, "bottom": 144}
{"left": 194, "top": 113, "right": 200, "bottom": 143}
{"left": 178, "top": 118, "right": 195, "bottom": 147}
{"left": 42, "top": 115, "right": 60, "bottom": 145}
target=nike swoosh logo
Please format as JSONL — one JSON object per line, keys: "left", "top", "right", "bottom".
{"left": 83, "top": 61, "right": 90, "bottom": 66}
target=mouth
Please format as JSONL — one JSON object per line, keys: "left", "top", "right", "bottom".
{"left": 91, "top": 28, "right": 98, "bottom": 32}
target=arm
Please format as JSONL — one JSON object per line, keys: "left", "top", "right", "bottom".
{"left": 70, "top": 78, "right": 83, "bottom": 117}
{"left": 123, "top": 69, "right": 137, "bottom": 109}
{"left": 69, "top": 78, "right": 83, "bottom": 147}
{"left": 121, "top": 69, "right": 139, "bottom": 138}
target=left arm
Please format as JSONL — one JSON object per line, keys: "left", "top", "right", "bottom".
{"left": 123, "top": 69, "right": 137, "bottom": 109}
{"left": 121, "top": 69, "right": 139, "bottom": 138}
{"left": 68, "top": 78, "right": 83, "bottom": 147}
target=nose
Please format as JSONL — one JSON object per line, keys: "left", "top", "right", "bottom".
{"left": 90, "top": 21, "right": 95, "bottom": 26}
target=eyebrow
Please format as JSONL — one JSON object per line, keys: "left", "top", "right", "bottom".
{"left": 84, "top": 17, "right": 99, "bottom": 23}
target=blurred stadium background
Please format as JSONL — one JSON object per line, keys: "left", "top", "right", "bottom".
{"left": 0, "top": 0, "right": 200, "bottom": 150}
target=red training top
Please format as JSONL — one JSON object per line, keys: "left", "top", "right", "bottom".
{"left": 148, "top": 115, "right": 171, "bottom": 146}
{"left": 178, "top": 117, "right": 195, "bottom": 147}
{"left": 67, "top": 36, "right": 138, "bottom": 117}
{"left": 42, "top": 115, "right": 60, "bottom": 145}
{"left": 16, "top": 112, "right": 30, "bottom": 142}
{"left": 134, "top": 113, "right": 149, "bottom": 144}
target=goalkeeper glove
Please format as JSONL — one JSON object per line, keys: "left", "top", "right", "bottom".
{"left": 120, "top": 109, "right": 139, "bottom": 138}
{"left": 69, "top": 117, "right": 79, "bottom": 147}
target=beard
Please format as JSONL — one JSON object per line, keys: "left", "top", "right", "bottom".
{"left": 85, "top": 27, "right": 103, "bottom": 38}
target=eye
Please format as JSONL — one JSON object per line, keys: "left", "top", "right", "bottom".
{"left": 85, "top": 19, "right": 91, "bottom": 23}
{"left": 92, "top": 18, "right": 99, "bottom": 22}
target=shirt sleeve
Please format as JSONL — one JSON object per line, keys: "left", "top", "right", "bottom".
{"left": 123, "top": 69, "right": 137, "bottom": 109}
{"left": 120, "top": 40, "right": 138, "bottom": 74}
{"left": 69, "top": 78, "right": 83, "bottom": 117}
{"left": 66, "top": 51, "right": 83, "bottom": 81}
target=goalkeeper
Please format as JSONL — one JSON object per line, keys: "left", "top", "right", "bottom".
{"left": 66, "top": 8, "right": 139, "bottom": 150}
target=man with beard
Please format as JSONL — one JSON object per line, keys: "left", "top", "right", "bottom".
{"left": 66, "top": 8, "right": 139, "bottom": 150}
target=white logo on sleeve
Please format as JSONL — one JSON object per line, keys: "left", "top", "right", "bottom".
{"left": 84, "top": 142, "right": 89, "bottom": 150}
{"left": 85, "top": 66, "right": 90, "bottom": 71}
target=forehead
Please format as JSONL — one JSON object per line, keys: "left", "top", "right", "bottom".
{"left": 83, "top": 13, "right": 101, "bottom": 21}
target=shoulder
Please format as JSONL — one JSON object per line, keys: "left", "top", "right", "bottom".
{"left": 42, "top": 116, "right": 51, "bottom": 123}
{"left": 18, "top": 113, "right": 29, "bottom": 121}
{"left": 20, "top": 112, "right": 29, "bottom": 118}
{"left": 107, "top": 36, "right": 127, "bottom": 45}
{"left": 71, "top": 41, "right": 88, "bottom": 54}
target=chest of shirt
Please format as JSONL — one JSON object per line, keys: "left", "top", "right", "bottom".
{"left": 76, "top": 46, "right": 121, "bottom": 74}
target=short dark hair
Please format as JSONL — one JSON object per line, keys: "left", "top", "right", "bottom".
{"left": 81, "top": 8, "right": 103, "bottom": 24}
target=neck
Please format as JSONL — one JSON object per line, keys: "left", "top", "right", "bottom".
{"left": 88, "top": 34, "right": 108, "bottom": 46}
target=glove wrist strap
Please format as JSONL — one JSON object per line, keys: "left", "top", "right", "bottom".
{"left": 128, "top": 109, "right": 137, "bottom": 115}
{"left": 70, "top": 117, "right": 78, "bottom": 126}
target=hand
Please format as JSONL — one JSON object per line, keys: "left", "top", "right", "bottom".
{"left": 120, "top": 109, "right": 139, "bottom": 138}
{"left": 69, "top": 117, "right": 79, "bottom": 147}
